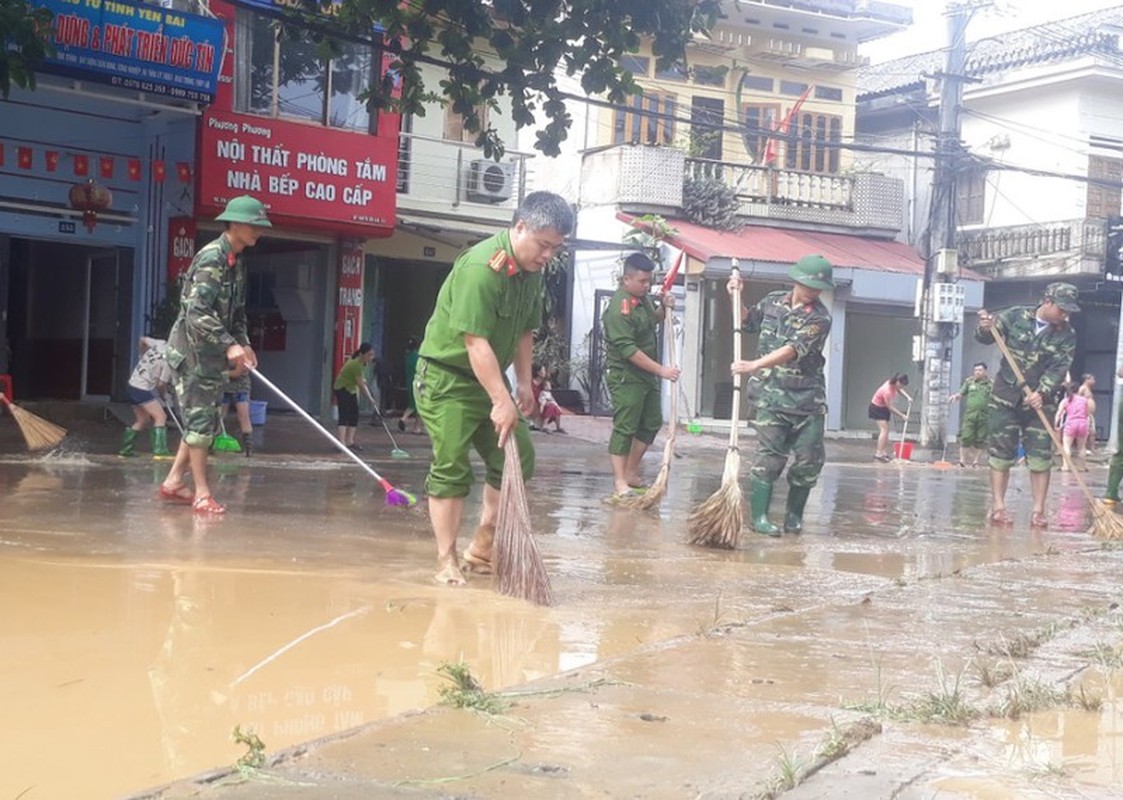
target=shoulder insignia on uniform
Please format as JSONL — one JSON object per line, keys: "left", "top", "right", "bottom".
{"left": 620, "top": 298, "right": 631, "bottom": 315}
{"left": 488, "top": 250, "right": 516, "bottom": 276}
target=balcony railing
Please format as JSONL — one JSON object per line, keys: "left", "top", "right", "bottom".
{"left": 957, "top": 219, "right": 1106, "bottom": 278}
{"left": 687, "top": 158, "right": 853, "bottom": 210}
{"left": 396, "top": 132, "right": 531, "bottom": 218}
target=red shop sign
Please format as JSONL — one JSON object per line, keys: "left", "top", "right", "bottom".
{"left": 197, "top": 108, "right": 397, "bottom": 235}
{"left": 168, "top": 216, "right": 197, "bottom": 283}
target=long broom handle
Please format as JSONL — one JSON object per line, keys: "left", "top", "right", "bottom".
{"left": 727, "top": 259, "right": 743, "bottom": 449}
{"left": 249, "top": 367, "right": 389, "bottom": 484}
{"left": 989, "top": 325, "right": 1097, "bottom": 505}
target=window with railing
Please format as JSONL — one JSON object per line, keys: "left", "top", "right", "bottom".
{"left": 235, "top": 9, "right": 377, "bottom": 133}
{"left": 1087, "top": 155, "right": 1122, "bottom": 219}
{"left": 612, "top": 92, "right": 677, "bottom": 146}
{"left": 742, "top": 103, "right": 779, "bottom": 163}
{"left": 784, "top": 112, "right": 841, "bottom": 173}
{"left": 443, "top": 103, "right": 490, "bottom": 143}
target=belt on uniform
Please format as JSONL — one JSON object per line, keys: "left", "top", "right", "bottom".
{"left": 420, "top": 357, "right": 478, "bottom": 382}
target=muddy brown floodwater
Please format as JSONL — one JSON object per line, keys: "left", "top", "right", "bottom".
{"left": 1, "top": 448, "right": 1121, "bottom": 799}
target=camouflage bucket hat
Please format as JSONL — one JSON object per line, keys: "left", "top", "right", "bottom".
{"left": 215, "top": 195, "right": 272, "bottom": 227}
{"left": 788, "top": 254, "right": 834, "bottom": 290}
{"left": 1044, "top": 282, "right": 1080, "bottom": 313}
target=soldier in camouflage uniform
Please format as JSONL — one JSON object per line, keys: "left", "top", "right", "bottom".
{"left": 730, "top": 254, "right": 833, "bottom": 536}
{"left": 415, "top": 192, "right": 573, "bottom": 586}
{"left": 975, "top": 282, "right": 1079, "bottom": 528}
{"left": 159, "top": 196, "right": 271, "bottom": 514}
{"left": 601, "top": 252, "right": 680, "bottom": 501}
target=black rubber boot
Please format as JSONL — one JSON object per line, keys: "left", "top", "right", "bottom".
{"left": 750, "top": 478, "right": 780, "bottom": 537}
{"left": 117, "top": 428, "right": 138, "bottom": 457}
{"left": 241, "top": 433, "right": 253, "bottom": 457}
{"left": 784, "top": 485, "right": 812, "bottom": 534}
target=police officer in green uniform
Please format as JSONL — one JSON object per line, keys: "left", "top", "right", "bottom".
{"left": 730, "top": 254, "right": 833, "bottom": 536}
{"left": 948, "top": 362, "right": 992, "bottom": 467}
{"left": 975, "top": 282, "right": 1078, "bottom": 528}
{"left": 601, "top": 252, "right": 680, "bottom": 501}
{"left": 159, "top": 196, "right": 271, "bottom": 515}
{"left": 415, "top": 192, "right": 573, "bottom": 587}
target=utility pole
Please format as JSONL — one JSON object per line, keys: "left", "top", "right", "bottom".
{"left": 919, "top": 2, "right": 972, "bottom": 449}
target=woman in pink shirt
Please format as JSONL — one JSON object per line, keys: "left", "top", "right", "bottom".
{"left": 1055, "top": 382, "right": 1090, "bottom": 471}
{"left": 868, "top": 373, "right": 911, "bottom": 462}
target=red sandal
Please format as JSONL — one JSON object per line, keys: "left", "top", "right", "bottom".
{"left": 192, "top": 495, "right": 226, "bottom": 515}
{"left": 158, "top": 484, "right": 194, "bottom": 505}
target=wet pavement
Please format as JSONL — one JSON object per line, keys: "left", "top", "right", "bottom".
{"left": 2, "top": 410, "right": 1123, "bottom": 799}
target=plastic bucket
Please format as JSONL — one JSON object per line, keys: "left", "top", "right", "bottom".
{"left": 249, "top": 400, "right": 268, "bottom": 426}
{"left": 893, "top": 441, "right": 913, "bottom": 460}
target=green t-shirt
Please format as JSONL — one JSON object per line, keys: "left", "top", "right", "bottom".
{"left": 333, "top": 357, "right": 366, "bottom": 394}
{"left": 958, "top": 377, "right": 993, "bottom": 413}
{"left": 602, "top": 286, "right": 659, "bottom": 386}
{"left": 418, "top": 230, "right": 544, "bottom": 373}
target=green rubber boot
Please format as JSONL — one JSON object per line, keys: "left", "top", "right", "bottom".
{"left": 117, "top": 428, "right": 138, "bottom": 457}
{"left": 1106, "top": 460, "right": 1123, "bottom": 503}
{"left": 784, "top": 485, "right": 812, "bottom": 534}
{"left": 151, "top": 426, "right": 172, "bottom": 459}
{"left": 750, "top": 478, "right": 781, "bottom": 537}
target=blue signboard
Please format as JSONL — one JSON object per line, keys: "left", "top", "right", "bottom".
{"left": 32, "top": 0, "right": 225, "bottom": 103}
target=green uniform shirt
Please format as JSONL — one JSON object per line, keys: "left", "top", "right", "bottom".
{"left": 742, "top": 290, "right": 832, "bottom": 415}
{"left": 957, "top": 377, "right": 993, "bottom": 413}
{"left": 419, "top": 230, "right": 543, "bottom": 373}
{"left": 974, "top": 306, "right": 1074, "bottom": 409}
{"left": 333, "top": 357, "right": 367, "bottom": 394}
{"left": 166, "top": 234, "right": 248, "bottom": 370}
{"left": 602, "top": 287, "right": 659, "bottom": 387}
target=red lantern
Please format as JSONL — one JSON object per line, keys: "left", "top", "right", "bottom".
{"left": 68, "top": 179, "right": 113, "bottom": 232}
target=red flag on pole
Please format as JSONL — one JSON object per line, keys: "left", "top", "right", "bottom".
{"left": 176, "top": 162, "right": 192, "bottom": 183}
{"left": 45, "top": 151, "right": 59, "bottom": 172}
{"left": 762, "top": 83, "right": 814, "bottom": 166}
{"left": 17, "top": 147, "right": 32, "bottom": 170}
{"left": 127, "top": 158, "right": 142, "bottom": 181}
{"left": 100, "top": 156, "right": 115, "bottom": 179}
{"left": 74, "top": 154, "right": 89, "bottom": 176}
{"left": 0, "top": 144, "right": 5, "bottom": 167}
{"left": 153, "top": 160, "right": 166, "bottom": 182}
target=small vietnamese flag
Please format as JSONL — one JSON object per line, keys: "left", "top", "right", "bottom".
{"left": 127, "top": 158, "right": 141, "bottom": 181}
{"left": 99, "top": 156, "right": 114, "bottom": 179}
{"left": 0, "top": 143, "right": 5, "bottom": 167}
{"left": 74, "top": 154, "right": 89, "bottom": 176}
{"left": 176, "top": 162, "right": 192, "bottom": 183}
{"left": 153, "top": 160, "right": 166, "bottom": 182}
{"left": 45, "top": 151, "right": 59, "bottom": 172}
{"left": 17, "top": 147, "right": 32, "bottom": 170}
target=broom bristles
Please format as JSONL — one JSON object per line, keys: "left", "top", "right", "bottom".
{"left": 1091, "top": 499, "right": 1123, "bottom": 540}
{"left": 4, "top": 399, "right": 67, "bottom": 451}
{"left": 686, "top": 448, "right": 743, "bottom": 549}
{"left": 494, "top": 438, "right": 553, "bottom": 606}
{"left": 623, "top": 437, "right": 673, "bottom": 511}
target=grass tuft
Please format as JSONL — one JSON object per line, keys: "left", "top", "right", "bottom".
{"left": 436, "top": 661, "right": 510, "bottom": 715}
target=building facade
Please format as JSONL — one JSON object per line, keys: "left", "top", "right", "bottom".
{"left": 857, "top": 6, "right": 1123, "bottom": 443}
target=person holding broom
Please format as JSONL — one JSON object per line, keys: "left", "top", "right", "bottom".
{"left": 414, "top": 191, "right": 573, "bottom": 586}
{"left": 730, "top": 254, "right": 833, "bottom": 536}
{"left": 158, "top": 195, "right": 271, "bottom": 515}
{"left": 601, "top": 252, "right": 680, "bottom": 502}
{"left": 975, "top": 282, "right": 1078, "bottom": 528}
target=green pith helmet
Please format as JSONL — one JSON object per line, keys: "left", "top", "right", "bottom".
{"left": 215, "top": 195, "right": 272, "bottom": 227}
{"left": 788, "top": 254, "right": 833, "bottom": 290}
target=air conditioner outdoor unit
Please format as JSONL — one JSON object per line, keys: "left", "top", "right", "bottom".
{"left": 466, "top": 159, "right": 514, "bottom": 203}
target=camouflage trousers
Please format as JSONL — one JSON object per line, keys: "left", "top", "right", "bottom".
{"left": 987, "top": 401, "right": 1054, "bottom": 473}
{"left": 750, "top": 407, "right": 826, "bottom": 487}
{"left": 173, "top": 354, "right": 226, "bottom": 448}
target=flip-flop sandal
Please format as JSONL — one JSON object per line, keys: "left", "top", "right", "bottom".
{"left": 158, "top": 484, "right": 194, "bottom": 504}
{"left": 988, "top": 509, "right": 1013, "bottom": 525}
{"left": 1030, "top": 512, "right": 1049, "bottom": 529}
{"left": 192, "top": 495, "right": 226, "bottom": 515}
{"left": 627, "top": 484, "right": 649, "bottom": 494}
{"left": 602, "top": 489, "right": 642, "bottom": 506}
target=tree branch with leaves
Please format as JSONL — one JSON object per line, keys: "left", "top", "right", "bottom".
{"left": 0, "top": 0, "right": 53, "bottom": 99}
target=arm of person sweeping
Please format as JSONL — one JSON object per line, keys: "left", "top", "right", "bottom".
{"left": 512, "top": 330, "right": 536, "bottom": 417}
{"left": 465, "top": 333, "right": 520, "bottom": 447}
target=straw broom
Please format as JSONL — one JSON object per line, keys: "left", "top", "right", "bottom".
{"left": 1, "top": 396, "right": 67, "bottom": 451}
{"left": 625, "top": 252, "right": 685, "bottom": 511}
{"left": 687, "top": 260, "right": 745, "bottom": 549}
{"left": 990, "top": 326, "right": 1123, "bottom": 539}
{"left": 494, "top": 436, "right": 554, "bottom": 605}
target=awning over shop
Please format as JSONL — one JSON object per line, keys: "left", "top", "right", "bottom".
{"left": 620, "top": 214, "right": 942, "bottom": 278}
{"left": 396, "top": 215, "right": 502, "bottom": 249}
